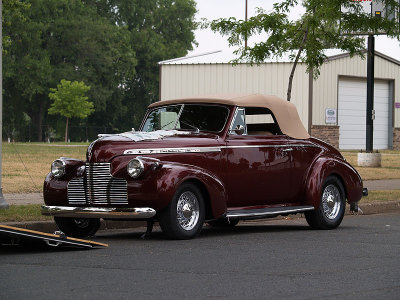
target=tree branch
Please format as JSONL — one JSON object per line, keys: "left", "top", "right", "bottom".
{"left": 287, "top": 27, "right": 309, "bottom": 102}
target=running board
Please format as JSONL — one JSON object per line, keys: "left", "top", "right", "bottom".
{"left": 226, "top": 206, "right": 314, "bottom": 220}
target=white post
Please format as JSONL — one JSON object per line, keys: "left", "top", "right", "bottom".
{"left": 0, "top": 0, "right": 9, "bottom": 208}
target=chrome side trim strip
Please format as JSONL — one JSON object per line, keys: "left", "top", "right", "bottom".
{"left": 124, "top": 147, "right": 222, "bottom": 155}
{"left": 41, "top": 205, "right": 156, "bottom": 219}
{"left": 226, "top": 206, "right": 315, "bottom": 219}
{"left": 224, "top": 145, "right": 287, "bottom": 149}
{"left": 225, "top": 144, "right": 317, "bottom": 149}
{"left": 123, "top": 144, "right": 317, "bottom": 155}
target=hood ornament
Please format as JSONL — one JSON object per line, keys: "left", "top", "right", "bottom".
{"left": 87, "top": 140, "right": 97, "bottom": 161}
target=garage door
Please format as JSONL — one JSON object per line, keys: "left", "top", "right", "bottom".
{"left": 338, "top": 78, "right": 390, "bottom": 150}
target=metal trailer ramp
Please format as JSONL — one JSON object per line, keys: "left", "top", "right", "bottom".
{"left": 0, "top": 225, "right": 108, "bottom": 248}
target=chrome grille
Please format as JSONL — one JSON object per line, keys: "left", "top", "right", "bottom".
{"left": 68, "top": 177, "right": 86, "bottom": 204}
{"left": 67, "top": 163, "right": 128, "bottom": 205}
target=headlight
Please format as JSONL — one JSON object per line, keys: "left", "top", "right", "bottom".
{"left": 127, "top": 158, "right": 144, "bottom": 178}
{"left": 51, "top": 159, "right": 66, "bottom": 178}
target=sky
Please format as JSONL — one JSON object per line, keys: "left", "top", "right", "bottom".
{"left": 186, "top": 0, "right": 400, "bottom": 62}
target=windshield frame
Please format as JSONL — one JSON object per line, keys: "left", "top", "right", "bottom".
{"left": 140, "top": 103, "right": 230, "bottom": 134}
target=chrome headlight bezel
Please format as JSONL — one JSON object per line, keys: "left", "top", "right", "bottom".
{"left": 51, "top": 159, "right": 66, "bottom": 178}
{"left": 127, "top": 158, "right": 144, "bottom": 178}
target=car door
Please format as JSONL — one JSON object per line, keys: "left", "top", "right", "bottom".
{"left": 223, "top": 107, "right": 294, "bottom": 207}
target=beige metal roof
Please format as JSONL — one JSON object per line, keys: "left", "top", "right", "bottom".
{"left": 149, "top": 94, "right": 310, "bottom": 140}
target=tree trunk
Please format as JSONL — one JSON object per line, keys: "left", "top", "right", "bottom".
{"left": 287, "top": 28, "right": 309, "bottom": 102}
{"left": 29, "top": 102, "right": 44, "bottom": 142}
{"left": 37, "top": 102, "right": 44, "bottom": 141}
{"left": 65, "top": 117, "right": 69, "bottom": 143}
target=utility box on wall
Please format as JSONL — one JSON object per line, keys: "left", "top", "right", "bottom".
{"left": 372, "top": 0, "right": 399, "bottom": 21}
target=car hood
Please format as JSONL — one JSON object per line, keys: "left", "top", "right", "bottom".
{"left": 87, "top": 130, "right": 221, "bottom": 162}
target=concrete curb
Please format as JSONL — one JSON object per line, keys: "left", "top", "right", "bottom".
{"left": 2, "top": 200, "right": 399, "bottom": 234}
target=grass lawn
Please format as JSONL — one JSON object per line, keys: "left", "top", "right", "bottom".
{"left": 341, "top": 151, "right": 400, "bottom": 180}
{"left": 0, "top": 204, "right": 51, "bottom": 222}
{"left": 362, "top": 190, "right": 400, "bottom": 203}
{"left": 2, "top": 142, "right": 88, "bottom": 193}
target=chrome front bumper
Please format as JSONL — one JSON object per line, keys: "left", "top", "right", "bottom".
{"left": 41, "top": 205, "right": 156, "bottom": 220}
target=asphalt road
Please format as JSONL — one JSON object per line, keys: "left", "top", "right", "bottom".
{"left": 1, "top": 213, "right": 399, "bottom": 300}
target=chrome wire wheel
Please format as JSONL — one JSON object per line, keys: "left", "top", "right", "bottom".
{"left": 176, "top": 191, "right": 200, "bottom": 231}
{"left": 321, "top": 184, "right": 341, "bottom": 220}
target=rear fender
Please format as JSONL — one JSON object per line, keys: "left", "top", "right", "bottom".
{"left": 305, "top": 156, "right": 363, "bottom": 208}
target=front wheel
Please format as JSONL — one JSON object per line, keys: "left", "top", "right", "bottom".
{"left": 54, "top": 217, "right": 100, "bottom": 238}
{"left": 305, "top": 176, "right": 345, "bottom": 230}
{"left": 159, "top": 183, "right": 205, "bottom": 239}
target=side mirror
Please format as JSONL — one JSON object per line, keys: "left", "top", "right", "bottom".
{"left": 234, "top": 125, "right": 245, "bottom": 135}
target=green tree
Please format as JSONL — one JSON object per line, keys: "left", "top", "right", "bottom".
{"left": 3, "top": 0, "right": 196, "bottom": 141}
{"left": 208, "top": 0, "right": 400, "bottom": 101}
{"left": 2, "top": 0, "right": 30, "bottom": 51}
{"left": 85, "top": 0, "right": 197, "bottom": 129}
{"left": 48, "top": 80, "right": 93, "bottom": 142}
{"left": 3, "top": 0, "right": 136, "bottom": 141}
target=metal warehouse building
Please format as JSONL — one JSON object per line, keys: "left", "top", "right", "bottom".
{"left": 159, "top": 51, "right": 400, "bottom": 150}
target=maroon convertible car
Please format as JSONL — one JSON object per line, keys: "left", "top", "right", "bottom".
{"left": 42, "top": 94, "right": 367, "bottom": 239}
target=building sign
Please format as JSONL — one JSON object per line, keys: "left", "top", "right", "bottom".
{"left": 325, "top": 108, "right": 337, "bottom": 124}
{"left": 395, "top": 102, "right": 400, "bottom": 109}
{"left": 341, "top": 0, "right": 400, "bottom": 35}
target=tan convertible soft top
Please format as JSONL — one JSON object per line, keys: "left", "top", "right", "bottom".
{"left": 149, "top": 94, "right": 310, "bottom": 140}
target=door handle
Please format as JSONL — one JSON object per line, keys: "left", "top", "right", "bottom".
{"left": 282, "top": 148, "right": 293, "bottom": 152}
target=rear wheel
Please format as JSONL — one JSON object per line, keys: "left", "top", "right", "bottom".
{"left": 54, "top": 217, "right": 100, "bottom": 238}
{"left": 305, "top": 176, "right": 345, "bottom": 230}
{"left": 159, "top": 183, "right": 205, "bottom": 239}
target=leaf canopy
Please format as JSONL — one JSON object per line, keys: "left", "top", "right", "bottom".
{"left": 48, "top": 80, "right": 94, "bottom": 119}
{"left": 209, "top": 0, "right": 400, "bottom": 78}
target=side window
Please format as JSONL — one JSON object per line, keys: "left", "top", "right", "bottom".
{"left": 230, "top": 108, "right": 247, "bottom": 135}
{"left": 245, "top": 107, "right": 282, "bottom": 136}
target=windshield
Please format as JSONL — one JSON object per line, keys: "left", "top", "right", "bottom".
{"left": 142, "top": 104, "right": 229, "bottom": 133}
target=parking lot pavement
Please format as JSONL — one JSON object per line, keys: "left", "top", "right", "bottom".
{"left": 1, "top": 213, "right": 399, "bottom": 299}
{"left": 4, "top": 193, "right": 43, "bottom": 205}
{"left": 363, "top": 179, "right": 400, "bottom": 190}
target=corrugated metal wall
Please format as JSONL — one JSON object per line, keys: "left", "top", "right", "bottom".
{"left": 160, "top": 63, "right": 310, "bottom": 129}
{"left": 313, "top": 55, "right": 400, "bottom": 127}
{"left": 160, "top": 55, "right": 400, "bottom": 130}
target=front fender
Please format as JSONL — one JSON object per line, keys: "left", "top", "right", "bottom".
{"left": 305, "top": 156, "right": 363, "bottom": 208}
{"left": 43, "top": 157, "right": 85, "bottom": 206}
{"left": 154, "top": 161, "right": 227, "bottom": 219}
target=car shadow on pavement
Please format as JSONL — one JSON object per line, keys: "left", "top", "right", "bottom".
{"left": 201, "top": 223, "right": 311, "bottom": 237}
{"left": 95, "top": 222, "right": 312, "bottom": 241}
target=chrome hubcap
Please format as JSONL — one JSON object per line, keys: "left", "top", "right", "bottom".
{"left": 177, "top": 191, "right": 199, "bottom": 231}
{"left": 322, "top": 184, "right": 341, "bottom": 220}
